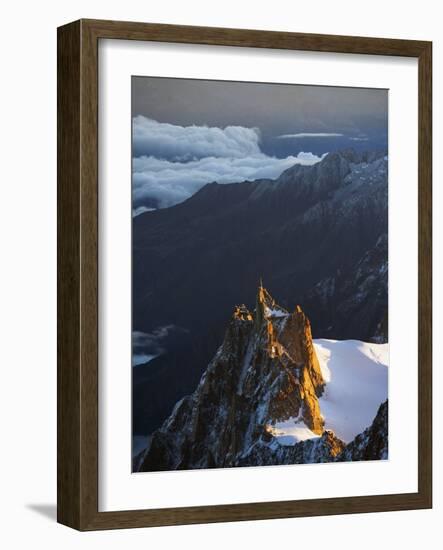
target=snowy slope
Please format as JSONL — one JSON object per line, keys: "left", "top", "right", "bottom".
{"left": 314, "top": 339, "right": 388, "bottom": 442}
{"left": 267, "top": 416, "right": 321, "bottom": 446}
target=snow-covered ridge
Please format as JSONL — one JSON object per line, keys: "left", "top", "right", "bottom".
{"left": 315, "top": 339, "right": 388, "bottom": 442}
{"left": 267, "top": 339, "right": 388, "bottom": 446}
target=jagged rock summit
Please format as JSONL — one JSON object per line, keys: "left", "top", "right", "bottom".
{"left": 137, "top": 284, "right": 336, "bottom": 472}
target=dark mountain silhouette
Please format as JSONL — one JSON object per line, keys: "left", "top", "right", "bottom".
{"left": 133, "top": 150, "right": 388, "bottom": 435}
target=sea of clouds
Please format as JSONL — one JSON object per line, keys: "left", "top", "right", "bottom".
{"left": 132, "top": 116, "right": 326, "bottom": 213}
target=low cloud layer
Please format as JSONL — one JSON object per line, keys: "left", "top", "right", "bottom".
{"left": 132, "top": 325, "right": 186, "bottom": 366}
{"left": 133, "top": 152, "right": 325, "bottom": 210}
{"left": 276, "top": 132, "right": 344, "bottom": 139}
{"left": 132, "top": 205, "right": 156, "bottom": 217}
{"left": 133, "top": 117, "right": 326, "bottom": 211}
{"left": 133, "top": 325, "right": 176, "bottom": 355}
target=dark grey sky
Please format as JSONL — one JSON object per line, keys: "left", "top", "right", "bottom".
{"left": 132, "top": 76, "right": 388, "bottom": 157}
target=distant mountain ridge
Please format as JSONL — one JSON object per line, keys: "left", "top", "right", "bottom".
{"left": 133, "top": 149, "right": 388, "bottom": 435}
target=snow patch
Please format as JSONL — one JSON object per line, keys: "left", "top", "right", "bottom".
{"left": 266, "top": 417, "right": 321, "bottom": 446}
{"left": 314, "top": 339, "right": 388, "bottom": 443}
{"left": 264, "top": 306, "right": 287, "bottom": 318}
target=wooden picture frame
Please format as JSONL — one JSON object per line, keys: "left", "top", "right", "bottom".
{"left": 57, "top": 19, "right": 432, "bottom": 530}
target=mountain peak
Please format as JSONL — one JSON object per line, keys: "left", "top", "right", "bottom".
{"left": 254, "top": 281, "right": 288, "bottom": 330}
{"left": 276, "top": 148, "right": 387, "bottom": 190}
{"left": 273, "top": 150, "right": 351, "bottom": 200}
{"left": 135, "top": 283, "right": 388, "bottom": 472}
{"left": 137, "top": 289, "right": 329, "bottom": 472}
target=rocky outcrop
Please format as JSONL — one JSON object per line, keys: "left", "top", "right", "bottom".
{"left": 237, "top": 430, "right": 345, "bottom": 467}
{"left": 137, "top": 285, "right": 326, "bottom": 472}
{"left": 336, "top": 400, "right": 388, "bottom": 462}
{"left": 373, "top": 311, "right": 388, "bottom": 344}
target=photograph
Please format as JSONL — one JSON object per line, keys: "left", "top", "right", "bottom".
{"left": 131, "top": 76, "right": 389, "bottom": 472}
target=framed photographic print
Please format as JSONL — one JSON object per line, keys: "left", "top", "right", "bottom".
{"left": 57, "top": 19, "right": 432, "bottom": 530}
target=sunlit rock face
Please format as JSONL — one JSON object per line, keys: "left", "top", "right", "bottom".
{"left": 137, "top": 286, "right": 336, "bottom": 471}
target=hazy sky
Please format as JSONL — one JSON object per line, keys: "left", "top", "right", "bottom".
{"left": 132, "top": 76, "right": 388, "bottom": 213}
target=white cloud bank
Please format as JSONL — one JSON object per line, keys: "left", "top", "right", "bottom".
{"left": 133, "top": 115, "right": 262, "bottom": 160}
{"left": 133, "top": 152, "right": 326, "bottom": 210}
{"left": 133, "top": 117, "right": 327, "bottom": 211}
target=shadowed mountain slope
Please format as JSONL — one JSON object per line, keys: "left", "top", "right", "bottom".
{"left": 133, "top": 150, "right": 388, "bottom": 434}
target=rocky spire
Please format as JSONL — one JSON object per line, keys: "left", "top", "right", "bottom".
{"left": 254, "top": 279, "right": 288, "bottom": 330}
{"left": 254, "top": 278, "right": 266, "bottom": 330}
{"left": 137, "top": 286, "right": 326, "bottom": 472}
